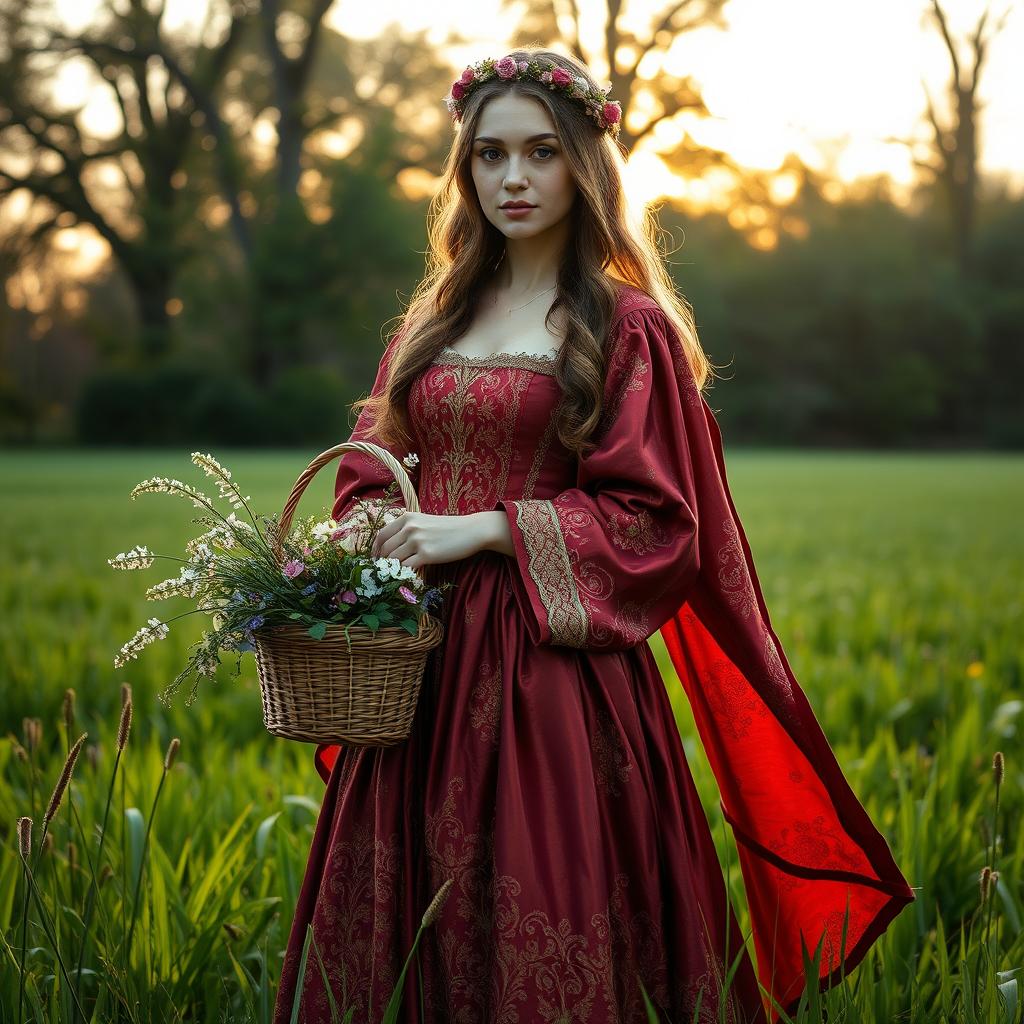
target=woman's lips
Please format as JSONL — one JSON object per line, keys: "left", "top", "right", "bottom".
{"left": 502, "top": 206, "right": 535, "bottom": 218}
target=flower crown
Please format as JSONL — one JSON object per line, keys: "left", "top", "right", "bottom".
{"left": 445, "top": 55, "right": 623, "bottom": 140}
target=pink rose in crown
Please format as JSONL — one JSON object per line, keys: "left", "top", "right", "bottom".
{"left": 451, "top": 81, "right": 466, "bottom": 101}
{"left": 551, "top": 67, "right": 572, "bottom": 87}
{"left": 496, "top": 56, "right": 518, "bottom": 79}
{"left": 460, "top": 66, "right": 475, "bottom": 85}
{"left": 603, "top": 101, "right": 622, "bottom": 125}
{"left": 540, "top": 70, "right": 553, "bottom": 84}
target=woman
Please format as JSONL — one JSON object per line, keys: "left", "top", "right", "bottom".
{"left": 274, "top": 48, "right": 915, "bottom": 1024}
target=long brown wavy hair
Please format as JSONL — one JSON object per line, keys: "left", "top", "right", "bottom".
{"left": 354, "top": 45, "right": 714, "bottom": 459}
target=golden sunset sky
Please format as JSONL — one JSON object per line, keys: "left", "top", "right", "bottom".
{"left": 42, "top": 0, "right": 1023, "bottom": 241}
{"left": 51, "top": 0, "right": 1024, "bottom": 195}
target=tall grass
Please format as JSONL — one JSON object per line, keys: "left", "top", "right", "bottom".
{"left": 1, "top": 448, "right": 1022, "bottom": 1021}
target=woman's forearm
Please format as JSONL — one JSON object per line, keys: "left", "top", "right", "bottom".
{"left": 469, "top": 510, "right": 514, "bottom": 557}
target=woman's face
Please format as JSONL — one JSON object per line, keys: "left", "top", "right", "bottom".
{"left": 470, "top": 91, "right": 577, "bottom": 241}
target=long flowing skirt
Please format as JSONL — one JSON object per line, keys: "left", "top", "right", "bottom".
{"left": 273, "top": 549, "right": 768, "bottom": 1024}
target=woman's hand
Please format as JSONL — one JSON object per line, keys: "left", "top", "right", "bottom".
{"left": 370, "top": 511, "right": 507, "bottom": 569}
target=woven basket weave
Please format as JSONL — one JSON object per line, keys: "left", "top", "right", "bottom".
{"left": 253, "top": 441, "right": 445, "bottom": 746}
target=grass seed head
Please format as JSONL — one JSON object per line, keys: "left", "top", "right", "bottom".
{"left": 117, "top": 699, "right": 133, "bottom": 752}
{"left": 993, "top": 751, "right": 1004, "bottom": 786}
{"left": 44, "top": 733, "right": 86, "bottom": 825}
{"left": 164, "top": 737, "right": 180, "bottom": 771}
{"left": 17, "top": 816, "right": 32, "bottom": 860}
{"left": 23, "top": 717, "right": 42, "bottom": 753}
{"left": 63, "top": 688, "right": 76, "bottom": 734}
{"left": 421, "top": 877, "right": 455, "bottom": 927}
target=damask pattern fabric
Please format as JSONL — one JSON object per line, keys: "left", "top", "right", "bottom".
{"left": 272, "top": 285, "right": 915, "bottom": 1024}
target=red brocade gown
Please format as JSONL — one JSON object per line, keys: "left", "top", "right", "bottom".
{"left": 273, "top": 286, "right": 915, "bottom": 1024}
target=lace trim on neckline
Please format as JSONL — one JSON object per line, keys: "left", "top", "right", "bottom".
{"left": 432, "top": 346, "right": 560, "bottom": 376}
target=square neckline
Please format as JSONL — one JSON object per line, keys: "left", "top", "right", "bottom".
{"left": 431, "top": 346, "right": 560, "bottom": 376}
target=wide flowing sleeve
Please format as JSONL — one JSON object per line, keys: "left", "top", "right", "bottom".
{"left": 501, "top": 294, "right": 916, "bottom": 1021}
{"left": 494, "top": 304, "right": 700, "bottom": 651}
{"left": 315, "top": 329, "right": 418, "bottom": 785}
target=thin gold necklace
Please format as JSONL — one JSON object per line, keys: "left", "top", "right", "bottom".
{"left": 494, "top": 284, "right": 557, "bottom": 317}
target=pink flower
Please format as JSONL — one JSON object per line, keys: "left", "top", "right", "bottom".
{"left": 540, "top": 70, "right": 552, "bottom": 85}
{"left": 517, "top": 60, "right": 528, "bottom": 74}
{"left": 282, "top": 559, "right": 305, "bottom": 578}
{"left": 335, "top": 590, "right": 358, "bottom": 605}
{"left": 496, "top": 56, "right": 518, "bottom": 79}
{"left": 603, "top": 101, "right": 621, "bottom": 125}
{"left": 398, "top": 585, "right": 418, "bottom": 604}
{"left": 460, "top": 66, "right": 475, "bottom": 84}
{"left": 302, "top": 544, "right": 312, "bottom": 557}
{"left": 551, "top": 67, "right": 572, "bottom": 87}
{"left": 451, "top": 81, "right": 466, "bottom": 101}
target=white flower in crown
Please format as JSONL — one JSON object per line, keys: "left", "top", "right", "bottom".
{"left": 402, "top": 452, "right": 419, "bottom": 470}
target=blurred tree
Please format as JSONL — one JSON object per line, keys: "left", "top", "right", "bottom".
{"left": 887, "top": 0, "right": 1011, "bottom": 279}
{"left": 505, "top": 0, "right": 727, "bottom": 155}
{"left": 0, "top": 0, "right": 254, "bottom": 357}
{"left": 502, "top": 0, "right": 829, "bottom": 248}
{"left": 199, "top": 17, "right": 458, "bottom": 384}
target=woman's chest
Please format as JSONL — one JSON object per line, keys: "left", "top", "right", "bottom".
{"left": 407, "top": 360, "right": 573, "bottom": 511}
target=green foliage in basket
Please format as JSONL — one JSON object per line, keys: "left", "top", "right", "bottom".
{"left": 108, "top": 452, "right": 451, "bottom": 707}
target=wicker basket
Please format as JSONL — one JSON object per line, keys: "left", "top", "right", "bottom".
{"left": 253, "top": 440, "right": 445, "bottom": 747}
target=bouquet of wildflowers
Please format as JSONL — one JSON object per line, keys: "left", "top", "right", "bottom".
{"left": 110, "top": 452, "right": 451, "bottom": 707}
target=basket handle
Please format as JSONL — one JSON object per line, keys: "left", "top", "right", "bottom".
{"left": 271, "top": 441, "right": 420, "bottom": 565}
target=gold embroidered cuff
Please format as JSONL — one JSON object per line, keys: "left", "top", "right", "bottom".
{"left": 506, "top": 498, "right": 590, "bottom": 648}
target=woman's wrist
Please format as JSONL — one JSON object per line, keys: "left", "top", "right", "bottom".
{"left": 469, "top": 510, "right": 514, "bottom": 557}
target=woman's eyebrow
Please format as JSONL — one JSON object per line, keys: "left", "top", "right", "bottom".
{"left": 473, "top": 133, "right": 559, "bottom": 144}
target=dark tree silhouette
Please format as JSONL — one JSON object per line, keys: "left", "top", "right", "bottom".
{"left": 888, "top": 0, "right": 1011, "bottom": 278}
{"left": 0, "top": 0, "right": 253, "bottom": 356}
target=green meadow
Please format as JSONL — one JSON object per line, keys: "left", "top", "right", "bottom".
{"left": 1, "top": 448, "right": 1021, "bottom": 1022}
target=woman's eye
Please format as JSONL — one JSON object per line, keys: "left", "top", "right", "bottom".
{"left": 478, "top": 147, "right": 557, "bottom": 161}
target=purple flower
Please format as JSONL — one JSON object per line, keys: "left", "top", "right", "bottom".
{"left": 247, "top": 614, "right": 265, "bottom": 631}
{"left": 301, "top": 583, "right": 317, "bottom": 596}
{"left": 282, "top": 559, "right": 305, "bottom": 579}
{"left": 398, "top": 586, "right": 418, "bottom": 604}
{"left": 332, "top": 590, "right": 358, "bottom": 606}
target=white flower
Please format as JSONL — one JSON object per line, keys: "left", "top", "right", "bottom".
{"left": 145, "top": 566, "right": 203, "bottom": 601}
{"left": 108, "top": 545, "right": 154, "bottom": 571}
{"left": 374, "top": 556, "right": 397, "bottom": 578}
{"left": 402, "top": 452, "right": 420, "bottom": 470}
{"left": 224, "top": 512, "right": 253, "bottom": 533}
{"left": 311, "top": 518, "right": 338, "bottom": 543}
{"left": 114, "top": 616, "right": 170, "bottom": 667}
{"left": 356, "top": 568, "right": 383, "bottom": 598}
{"left": 332, "top": 501, "right": 404, "bottom": 555}
{"left": 190, "top": 452, "right": 238, "bottom": 502}
{"left": 130, "top": 476, "right": 215, "bottom": 510}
